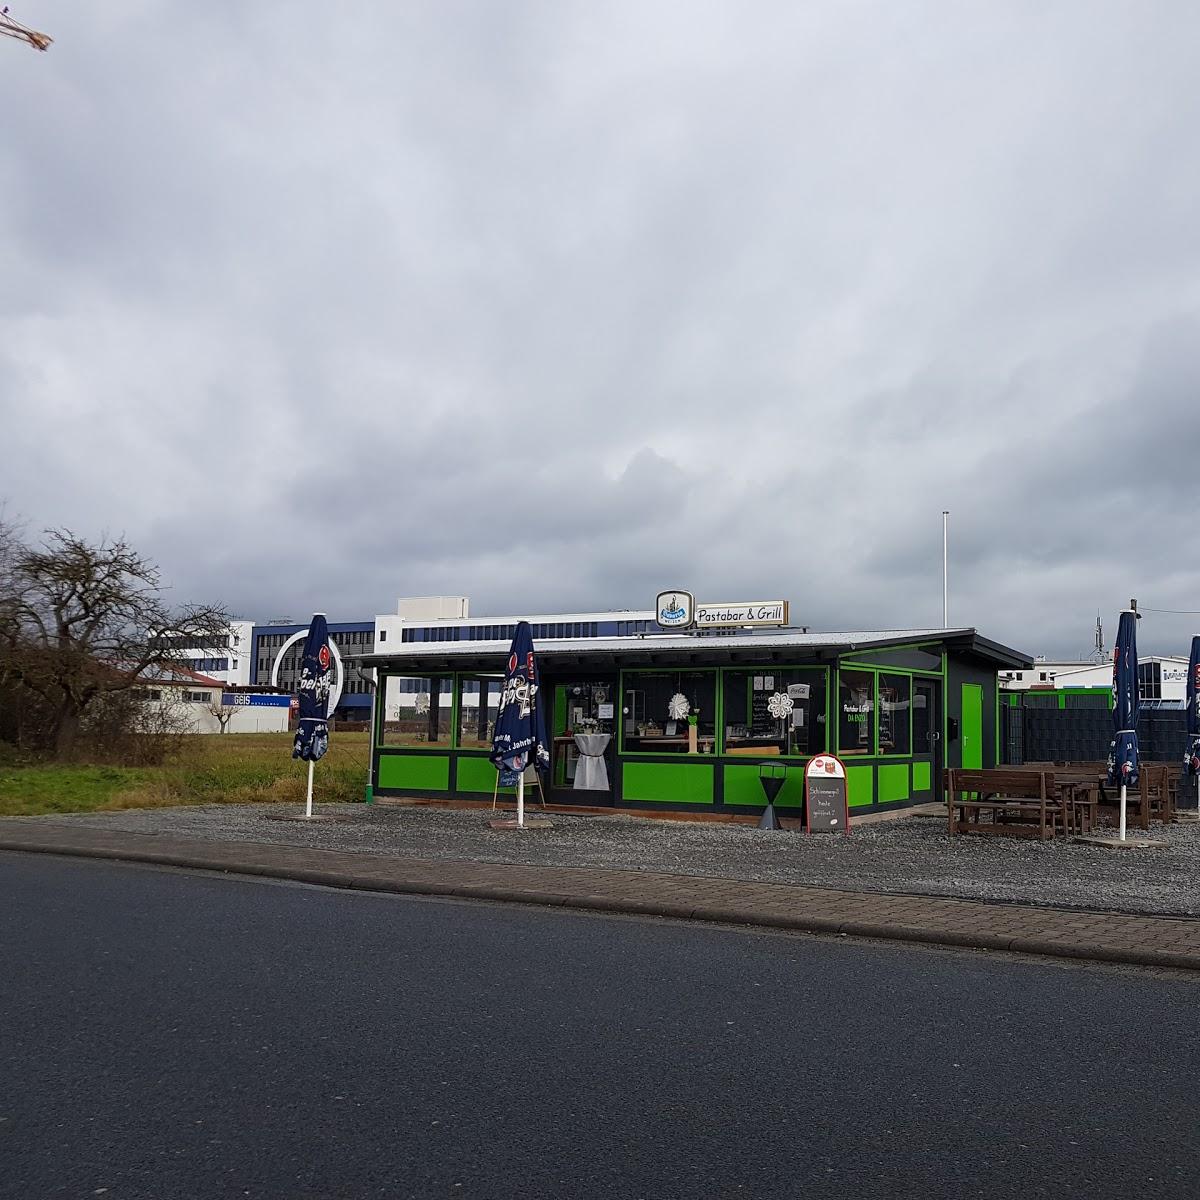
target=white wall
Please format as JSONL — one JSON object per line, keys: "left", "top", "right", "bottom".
{"left": 225, "top": 620, "right": 255, "bottom": 686}
{"left": 195, "top": 703, "right": 291, "bottom": 734}
{"left": 396, "top": 596, "right": 470, "bottom": 621}
{"left": 171, "top": 619, "right": 255, "bottom": 687}
{"left": 139, "top": 687, "right": 291, "bottom": 733}
{"left": 374, "top": 614, "right": 402, "bottom": 652}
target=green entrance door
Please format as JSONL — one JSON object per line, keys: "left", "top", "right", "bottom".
{"left": 961, "top": 683, "right": 983, "bottom": 770}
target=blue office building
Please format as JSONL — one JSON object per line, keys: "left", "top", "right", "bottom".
{"left": 252, "top": 598, "right": 658, "bottom": 721}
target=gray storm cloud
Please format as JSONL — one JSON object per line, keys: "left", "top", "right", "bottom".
{"left": 2, "top": 1, "right": 1199, "bottom": 657}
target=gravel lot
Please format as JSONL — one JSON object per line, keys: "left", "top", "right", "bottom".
{"left": 7, "top": 801, "right": 1200, "bottom": 916}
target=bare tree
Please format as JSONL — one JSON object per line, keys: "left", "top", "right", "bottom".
{"left": 0, "top": 528, "right": 230, "bottom": 758}
{"left": 207, "top": 699, "right": 238, "bottom": 734}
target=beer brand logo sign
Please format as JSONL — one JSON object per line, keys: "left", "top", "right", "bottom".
{"left": 499, "top": 651, "right": 538, "bottom": 719}
{"left": 656, "top": 590, "right": 695, "bottom": 629}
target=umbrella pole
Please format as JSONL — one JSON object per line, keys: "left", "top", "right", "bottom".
{"left": 1119, "top": 783, "right": 1127, "bottom": 842}
{"left": 516, "top": 771, "right": 525, "bottom": 828}
{"left": 306, "top": 760, "right": 314, "bottom": 820}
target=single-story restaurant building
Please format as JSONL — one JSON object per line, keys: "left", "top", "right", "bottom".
{"left": 351, "top": 625, "right": 1031, "bottom": 814}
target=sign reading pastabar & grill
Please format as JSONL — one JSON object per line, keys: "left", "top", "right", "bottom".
{"left": 804, "top": 754, "right": 850, "bottom": 835}
{"left": 695, "top": 601, "right": 788, "bottom": 629}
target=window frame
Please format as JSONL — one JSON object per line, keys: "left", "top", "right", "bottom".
{"left": 877, "top": 672, "right": 913, "bottom": 758}
{"left": 455, "top": 673, "right": 504, "bottom": 752}
{"left": 837, "top": 668, "right": 877, "bottom": 757}
{"left": 719, "top": 665, "right": 829, "bottom": 759}
{"left": 618, "top": 667, "right": 719, "bottom": 756}
{"left": 376, "top": 672, "right": 455, "bottom": 750}
{"left": 835, "top": 663, "right": 943, "bottom": 759}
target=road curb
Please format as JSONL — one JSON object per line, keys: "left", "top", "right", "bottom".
{"left": 5, "top": 835, "right": 1200, "bottom": 972}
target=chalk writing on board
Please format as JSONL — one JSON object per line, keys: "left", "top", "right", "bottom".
{"left": 804, "top": 755, "right": 849, "bottom": 834}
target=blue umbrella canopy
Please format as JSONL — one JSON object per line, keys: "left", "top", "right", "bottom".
{"left": 1184, "top": 635, "right": 1200, "bottom": 781}
{"left": 490, "top": 621, "right": 549, "bottom": 785}
{"left": 1105, "top": 610, "right": 1140, "bottom": 788}
{"left": 292, "top": 613, "right": 332, "bottom": 763}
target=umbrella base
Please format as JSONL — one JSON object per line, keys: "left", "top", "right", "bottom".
{"left": 1073, "top": 834, "right": 1167, "bottom": 849}
{"left": 757, "top": 803, "right": 784, "bottom": 831}
{"left": 265, "top": 812, "right": 352, "bottom": 823}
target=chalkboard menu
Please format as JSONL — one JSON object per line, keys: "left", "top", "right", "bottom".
{"left": 750, "top": 689, "right": 773, "bottom": 734}
{"left": 804, "top": 755, "right": 849, "bottom": 834}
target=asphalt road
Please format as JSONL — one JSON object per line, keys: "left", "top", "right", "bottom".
{"left": 2, "top": 852, "right": 1199, "bottom": 1200}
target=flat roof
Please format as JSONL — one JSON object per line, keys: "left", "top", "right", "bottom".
{"left": 349, "top": 627, "right": 1032, "bottom": 673}
{"left": 385, "top": 609, "right": 657, "bottom": 625}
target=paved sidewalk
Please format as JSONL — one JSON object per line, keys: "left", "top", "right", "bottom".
{"left": 4, "top": 821, "right": 1200, "bottom": 972}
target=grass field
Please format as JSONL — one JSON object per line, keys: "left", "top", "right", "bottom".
{"left": 0, "top": 733, "right": 369, "bottom": 817}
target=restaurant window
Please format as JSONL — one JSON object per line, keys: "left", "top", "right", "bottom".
{"left": 457, "top": 676, "right": 503, "bottom": 750}
{"left": 722, "top": 668, "right": 827, "bottom": 757}
{"left": 913, "top": 686, "right": 932, "bottom": 754}
{"left": 622, "top": 670, "right": 716, "bottom": 754}
{"left": 380, "top": 675, "right": 452, "bottom": 746}
{"left": 878, "top": 674, "right": 911, "bottom": 756}
{"left": 838, "top": 670, "right": 875, "bottom": 756}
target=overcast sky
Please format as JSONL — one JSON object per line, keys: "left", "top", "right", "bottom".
{"left": 3, "top": 2, "right": 1199, "bottom": 658}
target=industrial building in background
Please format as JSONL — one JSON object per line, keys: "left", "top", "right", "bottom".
{"left": 248, "top": 597, "right": 659, "bottom": 723}
{"left": 1000, "top": 656, "right": 1190, "bottom": 707}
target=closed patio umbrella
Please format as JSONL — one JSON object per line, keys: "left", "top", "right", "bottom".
{"left": 1184, "top": 636, "right": 1200, "bottom": 813}
{"left": 490, "top": 621, "right": 549, "bottom": 828}
{"left": 292, "top": 613, "right": 333, "bottom": 819}
{"left": 1105, "top": 609, "right": 1140, "bottom": 841}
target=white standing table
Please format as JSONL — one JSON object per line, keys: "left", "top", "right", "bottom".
{"left": 573, "top": 733, "right": 611, "bottom": 791}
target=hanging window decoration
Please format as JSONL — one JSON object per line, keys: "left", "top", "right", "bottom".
{"left": 767, "top": 692, "right": 794, "bottom": 720}
{"left": 667, "top": 692, "right": 691, "bottom": 721}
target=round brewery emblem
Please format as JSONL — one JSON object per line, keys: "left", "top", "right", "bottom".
{"left": 509, "top": 653, "right": 518, "bottom": 673}
{"left": 318, "top": 645, "right": 331, "bottom": 670}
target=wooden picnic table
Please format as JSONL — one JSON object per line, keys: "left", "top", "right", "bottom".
{"left": 945, "top": 768, "right": 1069, "bottom": 839}
{"left": 1026, "top": 760, "right": 1183, "bottom": 829}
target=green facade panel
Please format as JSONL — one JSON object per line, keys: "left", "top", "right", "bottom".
{"left": 455, "top": 755, "right": 500, "bottom": 794}
{"left": 622, "top": 761, "right": 714, "bottom": 805}
{"left": 912, "top": 761, "right": 932, "bottom": 793}
{"left": 877, "top": 763, "right": 909, "bottom": 804}
{"left": 377, "top": 753, "right": 450, "bottom": 792}
{"left": 846, "top": 765, "right": 874, "bottom": 808}
{"left": 723, "top": 764, "right": 806, "bottom": 808}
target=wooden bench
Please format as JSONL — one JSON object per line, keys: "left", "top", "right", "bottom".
{"left": 1055, "top": 760, "right": 1154, "bottom": 831}
{"left": 1142, "top": 763, "right": 1173, "bottom": 824}
{"left": 946, "top": 768, "right": 1066, "bottom": 839}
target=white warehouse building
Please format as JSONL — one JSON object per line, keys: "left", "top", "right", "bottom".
{"left": 999, "top": 655, "right": 1190, "bottom": 703}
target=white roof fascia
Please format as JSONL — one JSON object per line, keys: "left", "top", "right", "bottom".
{"left": 351, "top": 627, "right": 971, "bottom": 662}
